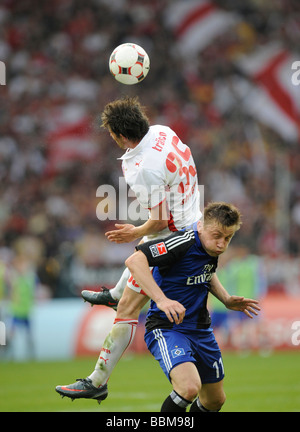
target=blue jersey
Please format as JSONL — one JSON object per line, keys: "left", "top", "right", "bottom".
{"left": 136, "top": 222, "right": 218, "bottom": 332}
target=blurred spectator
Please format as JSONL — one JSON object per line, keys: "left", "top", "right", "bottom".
{"left": 5, "top": 252, "right": 37, "bottom": 360}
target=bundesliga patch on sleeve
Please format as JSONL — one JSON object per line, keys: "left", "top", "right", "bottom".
{"left": 149, "top": 242, "right": 167, "bottom": 258}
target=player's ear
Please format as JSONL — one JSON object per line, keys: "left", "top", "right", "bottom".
{"left": 119, "top": 134, "right": 129, "bottom": 143}
{"left": 197, "top": 220, "right": 203, "bottom": 233}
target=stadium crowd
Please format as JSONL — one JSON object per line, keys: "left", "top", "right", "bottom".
{"left": 0, "top": 0, "right": 299, "bottom": 299}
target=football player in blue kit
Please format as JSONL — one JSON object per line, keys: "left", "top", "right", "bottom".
{"left": 126, "top": 202, "right": 260, "bottom": 412}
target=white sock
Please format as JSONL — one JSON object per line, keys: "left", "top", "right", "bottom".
{"left": 88, "top": 318, "right": 138, "bottom": 387}
{"left": 109, "top": 267, "right": 131, "bottom": 300}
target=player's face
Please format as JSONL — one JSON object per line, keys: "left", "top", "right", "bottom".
{"left": 198, "top": 221, "right": 238, "bottom": 257}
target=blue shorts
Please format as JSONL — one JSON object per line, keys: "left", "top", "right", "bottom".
{"left": 144, "top": 327, "right": 224, "bottom": 384}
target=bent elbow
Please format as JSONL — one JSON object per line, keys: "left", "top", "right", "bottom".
{"left": 125, "top": 251, "right": 147, "bottom": 274}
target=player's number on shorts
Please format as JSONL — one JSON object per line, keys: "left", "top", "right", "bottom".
{"left": 213, "top": 357, "right": 224, "bottom": 379}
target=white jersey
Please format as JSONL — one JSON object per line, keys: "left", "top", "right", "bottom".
{"left": 119, "top": 125, "right": 201, "bottom": 238}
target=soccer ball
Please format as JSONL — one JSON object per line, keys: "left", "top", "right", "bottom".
{"left": 109, "top": 43, "right": 150, "bottom": 85}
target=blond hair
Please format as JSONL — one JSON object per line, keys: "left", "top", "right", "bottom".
{"left": 204, "top": 202, "right": 242, "bottom": 229}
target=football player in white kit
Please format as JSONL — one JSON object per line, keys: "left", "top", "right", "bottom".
{"left": 56, "top": 96, "right": 208, "bottom": 402}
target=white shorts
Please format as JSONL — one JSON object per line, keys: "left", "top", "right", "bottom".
{"left": 127, "top": 268, "right": 153, "bottom": 295}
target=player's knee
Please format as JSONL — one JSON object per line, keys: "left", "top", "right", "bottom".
{"left": 177, "top": 382, "right": 200, "bottom": 402}
{"left": 204, "top": 391, "right": 226, "bottom": 411}
{"left": 186, "top": 385, "right": 200, "bottom": 402}
{"left": 214, "top": 392, "right": 226, "bottom": 410}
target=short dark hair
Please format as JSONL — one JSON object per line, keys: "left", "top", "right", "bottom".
{"left": 101, "top": 96, "right": 150, "bottom": 142}
{"left": 204, "top": 202, "right": 242, "bottom": 229}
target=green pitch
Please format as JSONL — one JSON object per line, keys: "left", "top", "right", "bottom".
{"left": 0, "top": 351, "right": 299, "bottom": 412}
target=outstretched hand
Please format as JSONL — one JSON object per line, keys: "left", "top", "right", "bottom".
{"left": 105, "top": 224, "right": 137, "bottom": 243}
{"left": 225, "top": 296, "right": 260, "bottom": 319}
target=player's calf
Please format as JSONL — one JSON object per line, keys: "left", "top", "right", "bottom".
{"left": 161, "top": 390, "right": 193, "bottom": 412}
